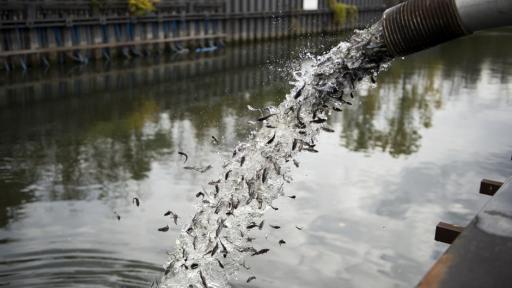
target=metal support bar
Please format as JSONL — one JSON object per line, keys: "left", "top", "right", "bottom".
{"left": 435, "top": 222, "right": 464, "bottom": 244}
{"left": 419, "top": 176, "right": 512, "bottom": 288}
{"left": 479, "top": 179, "right": 503, "bottom": 196}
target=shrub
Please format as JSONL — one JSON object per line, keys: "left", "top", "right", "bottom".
{"left": 128, "top": 0, "right": 159, "bottom": 15}
{"left": 328, "top": 0, "right": 358, "bottom": 26}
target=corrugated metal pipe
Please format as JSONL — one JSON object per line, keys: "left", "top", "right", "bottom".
{"left": 382, "top": 0, "right": 512, "bottom": 56}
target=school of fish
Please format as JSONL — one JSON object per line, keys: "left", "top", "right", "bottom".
{"left": 157, "top": 21, "right": 393, "bottom": 288}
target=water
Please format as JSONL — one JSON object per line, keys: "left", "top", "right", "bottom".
{"left": 1, "top": 30, "right": 512, "bottom": 288}
{"left": 161, "top": 22, "right": 392, "bottom": 288}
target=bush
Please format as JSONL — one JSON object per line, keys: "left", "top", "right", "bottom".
{"left": 128, "top": 0, "right": 159, "bottom": 15}
{"left": 328, "top": 0, "right": 358, "bottom": 26}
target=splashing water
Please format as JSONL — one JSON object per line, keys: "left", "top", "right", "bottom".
{"left": 160, "top": 21, "right": 393, "bottom": 288}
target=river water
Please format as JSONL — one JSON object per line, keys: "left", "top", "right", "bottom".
{"left": 1, "top": 30, "right": 511, "bottom": 288}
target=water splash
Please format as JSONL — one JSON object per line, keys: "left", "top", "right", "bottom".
{"left": 160, "top": 21, "right": 393, "bottom": 288}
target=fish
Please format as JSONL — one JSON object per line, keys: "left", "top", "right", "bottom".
{"left": 262, "top": 168, "right": 269, "bottom": 183}
{"left": 191, "top": 235, "right": 198, "bottom": 249}
{"left": 199, "top": 270, "right": 208, "bottom": 288}
{"left": 216, "top": 258, "right": 225, "bottom": 269}
{"left": 247, "top": 276, "right": 257, "bottom": 283}
{"left": 178, "top": 152, "right": 188, "bottom": 163}
{"left": 164, "top": 210, "right": 173, "bottom": 216}
{"left": 210, "top": 242, "right": 219, "bottom": 256}
{"left": 186, "top": 227, "right": 194, "bottom": 235}
{"left": 270, "top": 204, "right": 279, "bottom": 211}
{"left": 201, "top": 165, "right": 213, "bottom": 173}
{"left": 114, "top": 211, "right": 121, "bottom": 221}
{"left": 257, "top": 113, "right": 277, "bottom": 122}
{"left": 190, "top": 263, "right": 199, "bottom": 269}
{"left": 258, "top": 220, "right": 265, "bottom": 230}
{"left": 238, "top": 247, "right": 258, "bottom": 254}
{"left": 172, "top": 213, "right": 179, "bottom": 225}
{"left": 133, "top": 197, "right": 140, "bottom": 207}
{"left": 211, "top": 136, "right": 220, "bottom": 145}
{"left": 251, "top": 248, "right": 270, "bottom": 256}
{"left": 296, "top": 105, "right": 306, "bottom": 128}
{"left": 192, "top": 210, "right": 204, "bottom": 226}
{"left": 196, "top": 191, "right": 205, "bottom": 198}
{"left": 266, "top": 132, "right": 276, "bottom": 145}
{"left": 247, "top": 105, "right": 261, "bottom": 112}
{"left": 293, "top": 83, "right": 305, "bottom": 99}
{"left": 247, "top": 222, "right": 258, "bottom": 229}
{"left": 303, "top": 147, "right": 319, "bottom": 153}
{"left": 279, "top": 240, "right": 286, "bottom": 246}
{"left": 246, "top": 180, "right": 256, "bottom": 204}
{"left": 216, "top": 219, "right": 225, "bottom": 238}
{"left": 256, "top": 193, "right": 263, "bottom": 209}
{"left": 164, "top": 263, "right": 173, "bottom": 275}
{"left": 293, "top": 159, "right": 300, "bottom": 168}
{"left": 296, "top": 226, "right": 303, "bottom": 230}
{"left": 184, "top": 165, "right": 213, "bottom": 173}
{"left": 225, "top": 170, "right": 232, "bottom": 180}
{"left": 158, "top": 225, "right": 169, "bottom": 232}
{"left": 312, "top": 107, "right": 322, "bottom": 120}
{"left": 208, "top": 179, "right": 221, "bottom": 185}
{"left": 219, "top": 240, "right": 228, "bottom": 254}
{"left": 215, "top": 184, "right": 220, "bottom": 196}
{"left": 288, "top": 195, "right": 297, "bottom": 199}
{"left": 332, "top": 106, "right": 343, "bottom": 112}
{"left": 240, "top": 156, "right": 246, "bottom": 167}
{"left": 292, "top": 139, "right": 300, "bottom": 151}
{"left": 214, "top": 202, "right": 223, "bottom": 214}
{"left": 269, "top": 225, "right": 281, "bottom": 229}
{"left": 310, "top": 118, "right": 327, "bottom": 124}
{"left": 321, "top": 127, "right": 335, "bottom": 133}
{"left": 270, "top": 159, "right": 282, "bottom": 175}
{"left": 182, "top": 247, "right": 188, "bottom": 261}
{"left": 266, "top": 124, "right": 277, "bottom": 129}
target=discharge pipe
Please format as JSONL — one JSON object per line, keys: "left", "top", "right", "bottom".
{"left": 382, "top": 0, "right": 512, "bottom": 56}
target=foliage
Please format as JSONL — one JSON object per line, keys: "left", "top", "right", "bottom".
{"left": 128, "top": 0, "right": 159, "bottom": 15}
{"left": 328, "top": 0, "right": 358, "bottom": 26}
{"left": 90, "top": 0, "right": 107, "bottom": 12}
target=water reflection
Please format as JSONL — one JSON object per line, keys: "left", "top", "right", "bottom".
{"left": 1, "top": 30, "right": 512, "bottom": 287}
{"left": 340, "top": 32, "right": 512, "bottom": 157}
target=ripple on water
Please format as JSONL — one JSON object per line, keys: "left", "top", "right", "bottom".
{"left": 0, "top": 248, "right": 162, "bottom": 287}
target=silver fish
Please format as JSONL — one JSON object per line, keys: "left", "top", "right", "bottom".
{"left": 178, "top": 152, "right": 188, "bottom": 163}
{"left": 247, "top": 276, "right": 256, "bottom": 283}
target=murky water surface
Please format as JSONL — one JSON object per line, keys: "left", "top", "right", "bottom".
{"left": 1, "top": 31, "right": 512, "bottom": 287}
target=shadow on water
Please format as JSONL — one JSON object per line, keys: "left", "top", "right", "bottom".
{"left": 0, "top": 30, "right": 511, "bottom": 287}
